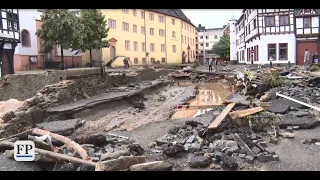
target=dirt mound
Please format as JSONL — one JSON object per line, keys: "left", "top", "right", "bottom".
{"left": 0, "top": 99, "right": 23, "bottom": 122}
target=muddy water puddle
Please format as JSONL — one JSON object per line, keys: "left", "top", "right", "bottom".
{"left": 172, "top": 82, "right": 236, "bottom": 119}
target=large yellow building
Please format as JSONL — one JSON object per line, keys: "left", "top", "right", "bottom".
{"left": 82, "top": 9, "right": 197, "bottom": 66}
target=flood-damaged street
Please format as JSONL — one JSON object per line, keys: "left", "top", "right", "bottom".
{"left": 0, "top": 64, "right": 320, "bottom": 171}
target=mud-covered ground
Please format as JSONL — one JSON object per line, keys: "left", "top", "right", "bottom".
{"left": 70, "top": 84, "right": 196, "bottom": 139}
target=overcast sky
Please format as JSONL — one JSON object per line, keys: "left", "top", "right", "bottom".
{"left": 182, "top": 9, "right": 242, "bottom": 28}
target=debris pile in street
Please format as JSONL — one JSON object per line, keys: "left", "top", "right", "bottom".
{"left": 0, "top": 128, "right": 173, "bottom": 171}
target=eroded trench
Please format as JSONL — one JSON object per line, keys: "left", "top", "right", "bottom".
{"left": 65, "top": 75, "right": 238, "bottom": 145}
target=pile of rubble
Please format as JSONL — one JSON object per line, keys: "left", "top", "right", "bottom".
{"left": 0, "top": 127, "right": 173, "bottom": 171}
{"left": 150, "top": 118, "right": 280, "bottom": 171}
{"left": 0, "top": 81, "right": 77, "bottom": 137}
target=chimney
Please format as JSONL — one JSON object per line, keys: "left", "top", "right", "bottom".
{"left": 198, "top": 24, "right": 201, "bottom": 27}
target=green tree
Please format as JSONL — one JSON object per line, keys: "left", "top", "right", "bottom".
{"left": 212, "top": 34, "right": 230, "bottom": 58}
{"left": 36, "top": 9, "right": 84, "bottom": 65}
{"left": 79, "top": 9, "right": 110, "bottom": 66}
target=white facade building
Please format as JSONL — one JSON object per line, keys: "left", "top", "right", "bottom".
{"left": 196, "top": 24, "right": 225, "bottom": 62}
{"left": 233, "top": 9, "right": 296, "bottom": 65}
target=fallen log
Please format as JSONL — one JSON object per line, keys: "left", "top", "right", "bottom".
{"left": 232, "top": 133, "right": 254, "bottom": 156}
{"left": 229, "top": 107, "right": 264, "bottom": 119}
{"left": 224, "top": 100, "right": 271, "bottom": 107}
{"left": 208, "top": 103, "right": 236, "bottom": 129}
{"left": 0, "top": 141, "right": 97, "bottom": 167}
{"left": 32, "top": 128, "right": 90, "bottom": 160}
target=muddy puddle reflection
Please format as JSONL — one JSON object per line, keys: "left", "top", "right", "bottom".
{"left": 172, "top": 82, "right": 236, "bottom": 119}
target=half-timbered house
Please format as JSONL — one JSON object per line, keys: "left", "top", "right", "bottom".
{"left": 294, "top": 9, "right": 320, "bottom": 65}
{"left": 233, "top": 9, "right": 296, "bottom": 65}
{"left": 0, "top": 9, "right": 20, "bottom": 77}
{"left": 235, "top": 13, "right": 245, "bottom": 63}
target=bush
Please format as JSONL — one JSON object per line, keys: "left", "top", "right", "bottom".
{"left": 264, "top": 71, "right": 286, "bottom": 88}
{"left": 310, "top": 65, "right": 320, "bottom": 72}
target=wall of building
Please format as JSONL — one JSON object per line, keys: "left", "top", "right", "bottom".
{"left": 229, "top": 20, "right": 237, "bottom": 61}
{"left": 13, "top": 9, "right": 83, "bottom": 72}
{"left": 181, "top": 20, "right": 197, "bottom": 62}
{"left": 97, "top": 9, "right": 196, "bottom": 66}
{"left": 259, "top": 34, "right": 296, "bottom": 64}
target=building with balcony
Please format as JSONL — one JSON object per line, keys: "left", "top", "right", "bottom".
{"left": 83, "top": 9, "right": 197, "bottom": 66}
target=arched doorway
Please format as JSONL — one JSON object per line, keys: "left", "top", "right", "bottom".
{"left": 1, "top": 51, "right": 11, "bottom": 76}
{"left": 110, "top": 46, "right": 116, "bottom": 60}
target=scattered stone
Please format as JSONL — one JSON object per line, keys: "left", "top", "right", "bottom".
{"left": 251, "top": 133, "right": 257, "bottom": 140}
{"left": 54, "top": 162, "right": 77, "bottom": 171}
{"left": 315, "top": 142, "right": 320, "bottom": 146}
{"left": 189, "top": 156, "right": 211, "bottom": 168}
{"left": 286, "top": 126, "right": 294, "bottom": 133}
{"left": 214, "top": 151, "right": 222, "bottom": 161}
{"left": 211, "top": 158, "right": 219, "bottom": 164}
{"left": 245, "top": 155, "right": 254, "bottom": 164}
{"left": 239, "top": 154, "right": 246, "bottom": 159}
{"left": 269, "top": 137, "right": 278, "bottom": 144}
{"left": 100, "top": 150, "right": 131, "bottom": 161}
{"left": 186, "top": 125, "right": 192, "bottom": 131}
{"left": 210, "top": 163, "right": 221, "bottom": 169}
{"left": 279, "top": 132, "right": 295, "bottom": 138}
{"left": 183, "top": 143, "right": 192, "bottom": 152}
{"left": 293, "top": 126, "right": 300, "bottom": 130}
{"left": 189, "top": 143, "right": 201, "bottom": 152}
{"left": 225, "top": 140, "right": 238, "bottom": 147}
{"left": 259, "top": 142, "right": 268, "bottom": 148}
{"left": 257, "top": 153, "right": 266, "bottom": 162}
{"left": 225, "top": 149, "right": 233, "bottom": 156}
{"left": 252, "top": 140, "right": 258, "bottom": 144}
{"left": 91, "top": 157, "right": 100, "bottom": 162}
{"left": 163, "top": 145, "right": 183, "bottom": 156}
{"left": 207, "top": 143, "right": 214, "bottom": 153}
{"left": 230, "top": 146, "right": 240, "bottom": 153}
{"left": 74, "top": 134, "right": 107, "bottom": 146}
{"left": 252, "top": 146, "right": 261, "bottom": 154}
{"left": 220, "top": 161, "right": 227, "bottom": 169}
{"left": 95, "top": 156, "right": 146, "bottom": 171}
{"left": 268, "top": 150, "right": 276, "bottom": 155}
{"left": 133, "top": 101, "right": 145, "bottom": 109}
{"left": 265, "top": 154, "right": 273, "bottom": 162}
{"left": 221, "top": 155, "right": 238, "bottom": 170}
{"left": 129, "top": 161, "right": 173, "bottom": 171}
{"left": 300, "top": 139, "right": 311, "bottom": 145}
{"left": 272, "top": 155, "right": 280, "bottom": 161}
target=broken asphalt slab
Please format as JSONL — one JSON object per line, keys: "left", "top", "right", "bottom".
{"left": 36, "top": 119, "right": 83, "bottom": 136}
{"left": 278, "top": 115, "right": 320, "bottom": 129}
{"left": 46, "top": 80, "right": 168, "bottom": 116}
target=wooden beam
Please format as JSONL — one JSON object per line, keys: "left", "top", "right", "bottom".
{"left": 229, "top": 106, "right": 264, "bottom": 119}
{"left": 208, "top": 103, "right": 236, "bottom": 129}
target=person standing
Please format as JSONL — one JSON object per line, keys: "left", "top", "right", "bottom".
{"left": 208, "top": 57, "right": 213, "bottom": 72}
{"left": 214, "top": 57, "right": 218, "bottom": 70}
{"left": 304, "top": 49, "right": 310, "bottom": 71}
{"left": 314, "top": 53, "right": 319, "bottom": 64}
